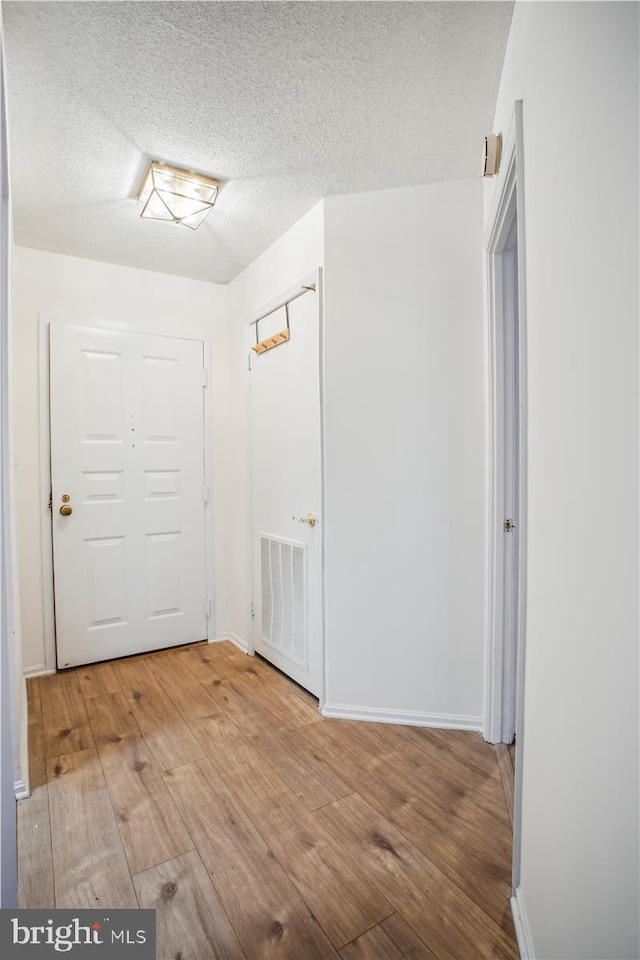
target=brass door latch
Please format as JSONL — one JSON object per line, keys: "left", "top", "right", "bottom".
{"left": 292, "top": 513, "right": 316, "bottom": 528}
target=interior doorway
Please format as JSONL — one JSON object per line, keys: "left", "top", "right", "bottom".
{"left": 248, "top": 272, "right": 324, "bottom": 699}
{"left": 492, "top": 217, "right": 520, "bottom": 746}
{"left": 484, "top": 101, "right": 528, "bottom": 892}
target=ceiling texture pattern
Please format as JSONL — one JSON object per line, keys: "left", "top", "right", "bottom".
{"left": 3, "top": 1, "right": 513, "bottom": 284}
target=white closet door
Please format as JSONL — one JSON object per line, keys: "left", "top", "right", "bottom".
{"left": 250, "top": 289, "right": 322, "bottom": 696}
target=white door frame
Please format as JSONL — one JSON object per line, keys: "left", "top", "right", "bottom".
{"left": 37, "top": 314, "right": 216, "bottom": 674}
{"left": 245, "top": 268, "right": 326, "bottom": 705}
{"left": 483, "top": 101, "right": 528, "bottom": 888}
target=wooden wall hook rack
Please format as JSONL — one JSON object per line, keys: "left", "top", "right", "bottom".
{"left": 252, "top": 301, "right": 291, "bottom": 354}
{"left": 252, "top": 329, "right": 290, "bottom": 354}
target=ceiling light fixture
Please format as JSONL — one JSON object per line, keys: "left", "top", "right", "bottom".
{"left": 138, "top": 161, "right": 219, "bottom": 230}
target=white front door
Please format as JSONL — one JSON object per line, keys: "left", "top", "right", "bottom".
{"left": 250, "top": 286, "right": 322, "bottom": 697}
{"left": 50, "top": 323, "right": 208, "bottom": 668}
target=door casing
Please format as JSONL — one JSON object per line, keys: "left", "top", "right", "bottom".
{"left": 483, "top": 100, "right": 528, "bottom": 891}
{"left": 37, "top": 314, "right": 216, "bottom": 675}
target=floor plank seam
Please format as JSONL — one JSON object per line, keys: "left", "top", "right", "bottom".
{"left": 335, "top": 909, "right": 399, "bottom": 952}
{"left": 309, "top": 792, "right": 358, "bottom": 813}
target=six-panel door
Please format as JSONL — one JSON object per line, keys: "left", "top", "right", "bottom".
{"left": 50, "top": 324, "right": 208, "bottom": 668}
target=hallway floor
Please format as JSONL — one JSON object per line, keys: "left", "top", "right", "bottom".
{"left": 18, "top": 641, "right": 518, "bottom": 959}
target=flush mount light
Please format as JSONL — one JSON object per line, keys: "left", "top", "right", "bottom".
{"left": 138, "top": 161, "right": 219, "bottom": 230}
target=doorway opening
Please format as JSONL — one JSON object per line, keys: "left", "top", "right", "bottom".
{"left": 247, "top": 270, "right": 325, "bottom": 701}
{"left": 487, "top": 212, "right": 520, "bottom": 747}
{"left": 483, "top": 101, "right": 528, "bottom": 893}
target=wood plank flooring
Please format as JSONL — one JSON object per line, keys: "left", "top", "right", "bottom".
{"left": 495, "top": 743, "right": 516, "bottom": 830}
{"left": 18, "top": 641, "right": 519, "bottom": 960}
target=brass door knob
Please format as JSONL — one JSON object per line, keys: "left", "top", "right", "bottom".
{"left": 59, "top": 504, "right": 73, "bottom": 516}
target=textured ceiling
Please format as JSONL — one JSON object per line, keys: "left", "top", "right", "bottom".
{"left": 2, "top": 1, "right": 513, "bottom": 284}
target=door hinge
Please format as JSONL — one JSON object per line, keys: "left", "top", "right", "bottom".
{"left": 251, "top": 601, "right": 255, "bottom": 619}
{"left": 48, "top": 488, "right": 53, "bottom": 510}
{"left": 247, "top": 352, "right": 252, "bottom": 372}
{"left": 504, "top": 518, "right": 516, "bottom": 533}
{"left": 202, "top": 368, "right": 208, "bottom": 388}
{"left": 205, "top": 598, "right": 211, "bottom": 618}
{"left": 203, "top": 483, "right": 210, "bottom": 504}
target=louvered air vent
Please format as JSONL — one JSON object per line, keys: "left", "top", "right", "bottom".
{"left": 260, "top": 535, "right": 307, "bottom": 667}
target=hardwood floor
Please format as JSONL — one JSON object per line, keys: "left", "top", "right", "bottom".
{"left": 18, "top": 642, "right": 519, "bottom": 959}
{"left": 495, "top": 743, "right": 516, "bottom": 830}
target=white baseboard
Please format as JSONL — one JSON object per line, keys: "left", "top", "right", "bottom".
{"left": 321, "top": 702, "right": 482, "bottom": 731}
{"left": 24, "top": 666, "right": 56, "bottom": 678}
{"left": 14, "top": 780, "right": 29, "bottom": 800}
{"left": 213, "top": 632, "right": 250, "bottom": 655}
{"left": 511, "top": 886, "right": 535, "bottom": 959}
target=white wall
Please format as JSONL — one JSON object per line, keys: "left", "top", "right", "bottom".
{"left": 0, "top": 8, "right": 18, "bottom": 903}
{"left": 323, "top": 179, "right": 485, "bottom": 721}
{"left": 488, "top": 3, "right": 639, "bottom": 958}
{"left": 10, "top": 247, "right": 232, "bottom": 672}
{"left": 227, "top": 188, "right": 486, "bottom": 725}
{"left": 226, "top": 202, "right": 324, "bottom": 648}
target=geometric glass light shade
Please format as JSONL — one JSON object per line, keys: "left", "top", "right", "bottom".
{"left": 138, "top": 161, "right": 219, "bottom": 230}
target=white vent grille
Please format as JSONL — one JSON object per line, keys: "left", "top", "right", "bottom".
{"left": 260, "top": 535, "right": 306, "bottom": 667}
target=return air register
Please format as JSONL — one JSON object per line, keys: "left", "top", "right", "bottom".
{"left": 260, "top": 535, "right": 307, "bottom": 667}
